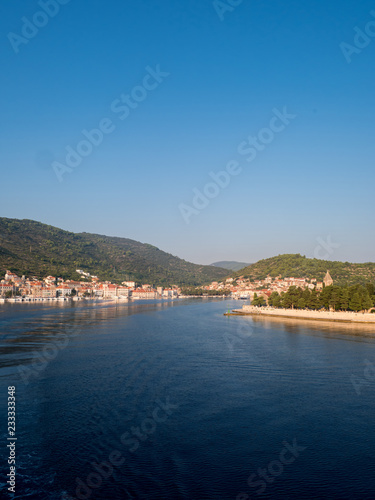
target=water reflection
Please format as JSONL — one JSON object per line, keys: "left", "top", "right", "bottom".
{"left": 0, "top": 299, "right": 196, "bottom": 369}
{"left": 250, "top": 314, "right": 375, "bottom": 341}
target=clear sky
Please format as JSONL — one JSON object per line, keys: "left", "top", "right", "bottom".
{"left": 1, "top": 0, "right": 374, "bottom": 265}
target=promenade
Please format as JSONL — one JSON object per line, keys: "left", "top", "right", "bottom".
{"left": 231, "top": 305, "right": 375, "bottom": 324}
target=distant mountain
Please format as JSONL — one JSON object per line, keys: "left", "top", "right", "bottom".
{"left": 231, "top": 253, "right": 375, "bottom": 286}
{"left": 0, "top": 218, "right": 228, "bottom": 286}
{"left": 211, "top": 261, "right": 251, "bottom": 272}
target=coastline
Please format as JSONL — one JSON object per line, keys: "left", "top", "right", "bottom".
{"left": 227, "top": 305, "right": 375, "bottom": 324}
{"left": 0, "top": 295, "right": 229, "bottom": 305}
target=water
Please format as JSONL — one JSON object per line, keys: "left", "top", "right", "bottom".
{"left": 1, "top": 299, "right": 375, "bottom": 499}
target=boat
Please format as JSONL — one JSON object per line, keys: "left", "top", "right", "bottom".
{"left": 239, "top": 294, "right": 250, "bottom": 300}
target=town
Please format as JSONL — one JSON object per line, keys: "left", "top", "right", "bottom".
{"left": 202, "top": 271, "right": 333, "bottom": 299}
{"left": 0, "top": 268, "right": 334, "bottom": 303}
{"left": 0, "top": 269, "right": 180, "bottom": 302}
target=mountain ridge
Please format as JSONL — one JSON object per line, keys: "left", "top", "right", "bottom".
{"left": 210, "top": 261, "right": 251, "bottom": 272}
{"left": 0, "top": 217, "right": 228, "bottom": 286}
{"left": 231, "top": 253, "right": 375, "bottom": 286}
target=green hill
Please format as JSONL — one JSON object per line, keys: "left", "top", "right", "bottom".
{"left": 0, "top": 218, "right": 228, "bottom": 286}
{"left": 232, "top": 254, "right": 375, "bottom": 286}
{"left": 210, "top": 261, "right": 251, "bottom": 272}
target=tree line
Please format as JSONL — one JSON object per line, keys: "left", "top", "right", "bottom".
{"left": 253, "top": 284, "right": 375, "bottom": 312}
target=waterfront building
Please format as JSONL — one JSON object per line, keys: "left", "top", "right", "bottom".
{"left": 56, "top": 285, "right": 72, "bottom": 297}
{"left": 132, "top": 289, "right": 158, "bottom": 299}
{"left": 102, "top": 284, "right": 118, "bottom": 298}
{"left": 0, "top": 283, "right": 16, "bottom": 296}
{"left": 117, "top": 286, "right": 131, "bottom": 298}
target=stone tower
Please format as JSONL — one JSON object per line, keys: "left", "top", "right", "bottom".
{"left": 323, "top": 270, "right": 333, "bottom": 287}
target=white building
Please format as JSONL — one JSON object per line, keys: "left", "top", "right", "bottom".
{"left": 56, "top": 285, "right": 72, "bottom": 297}
{"left": 122, "top": 281, "right": 136, "bottom": 288}
{"left": 0, "top": 284, "right": 15, "bottom": 296}
{"left": 163, "top": 289, "right": 178, "bottom": 299}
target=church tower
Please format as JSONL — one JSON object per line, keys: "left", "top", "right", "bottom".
{"left": 323, "top": 270, "right": 333, "bottom": 287}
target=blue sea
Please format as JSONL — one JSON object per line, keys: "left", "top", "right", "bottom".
{"left": 1, "top": 298, "right": 375, "bottom": 499}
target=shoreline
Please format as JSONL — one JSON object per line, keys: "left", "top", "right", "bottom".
{"left": 0, "top": 295, "right": 229, "bottom": 305}
{"left": 227, "top": 305, "right": 375, "bottom": 324}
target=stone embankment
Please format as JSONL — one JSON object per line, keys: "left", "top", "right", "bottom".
{"left": 231, "top": 306, "right": 375, "bottom": 324}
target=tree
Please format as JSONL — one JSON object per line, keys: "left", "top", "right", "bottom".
{"left": 252, "top": 293, "right": 266, "bottom": 307}
{"left": 365, "top": 283, "right": 375, "bottom": 298}
{"left": 349, "top": 292, "right": 362, "bottom": 312}
{"left": 281, "top": 286, "right": 302, "bottom": 309}
{"left": 308, "top": 289, "right": 319, "bottom": 310}
{"left": 291, "top": 286, "right": 303, "bottom": 308}
{"left": 329, "top": 286, "right": 342, "bottom": 311}
{"left": 268, "top": 291, "right": 281, "bottom": 307}
{"left": 297, "top": 298, "right": 306, "bottom": 309}
{"left": 340, "top": 288, "right": 350, "bottom": 310}
{"left": 362, "top": 291, "right": 373, "bottom": 311}
{"left": 319, "top": 285, "right": 332, "bottom": 310}
{"left": 302, "top": 288, "right": 311, "bottom": 304}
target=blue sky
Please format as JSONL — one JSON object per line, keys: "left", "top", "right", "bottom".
{"left": 1, "top": 0, "right": 374, "bottom": 265}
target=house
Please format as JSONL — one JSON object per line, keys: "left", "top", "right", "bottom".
{"left": 56, "top": 285, "right": 72, "bottom": 297}
{"left": 132, "top": 289, "right": 158, "bottom": 299}
{"left": 122, "top": 281, "right": 136, "bottom": 288}
{"left": 102, "top": 284, "right": 118, "bottom": 298}
{"left": 42, "top": 287, "right": 56, "bottom": 298}
{"left": 0, "top": 283, "right": 16, "bottom": 296}
{"left": 5, "top": 271, "right": 18, "bottom": 282}
{"left": 162, "top": 289, "right": 178, "bottom": 298}
{"left": 117, "top": 286, "right": 131, "bottom": 298}
{"left": 44, "top": 276, "right": 56, "bottom": 284}
{"left": 30, "top": 281, "right": 43, "bottom": 297}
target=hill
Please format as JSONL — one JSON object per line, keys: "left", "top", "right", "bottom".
{"left": 210, "top": 261, "right": 251, "bottom": 272}
{"left": 0, "top": 218, "right": 228, "bottom": 286}
{"left": 232, "top": 254, "right": 375, "bottom": 286}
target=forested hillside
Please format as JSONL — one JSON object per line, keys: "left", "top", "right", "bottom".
{"left": 233, "top": 254, "right": 375, "bottom": 286}
{"left": 0, "top": 218, "right": 228, "bottom": 286}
